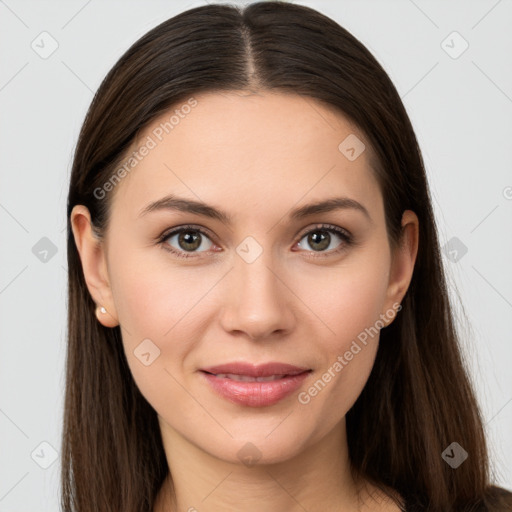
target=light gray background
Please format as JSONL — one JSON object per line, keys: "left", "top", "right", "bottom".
{"left": 1, "top": 0, "right": 511, "bottom": 510}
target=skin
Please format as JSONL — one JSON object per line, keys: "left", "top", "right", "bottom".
{"left": 71, "top": 90, "right": 418, "bottom": 512}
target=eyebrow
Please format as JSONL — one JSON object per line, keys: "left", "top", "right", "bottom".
{"left": 138, "top": 194, "right": 371, "bottom": 224}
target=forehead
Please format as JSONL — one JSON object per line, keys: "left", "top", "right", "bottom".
{"left": 109, "top": 91, "right": 382, "bottom": 223}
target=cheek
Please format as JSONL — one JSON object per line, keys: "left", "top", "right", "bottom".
{"left": 108, "top": 246, "right": 225, "bottom": 393}
{"left": 293, "top": 251, "right": 389, "bottom": 414}
{"left": 106, "top": 246, "right": 186, "bottom": 382}
{"left": 110, "top": 242, "right": 212, "bottom": 340}
{"left": 296, "top": 253, "right": 390, "bottom": 349}
{"left": 297, "top": 276, "right": 383, "bottom": 427}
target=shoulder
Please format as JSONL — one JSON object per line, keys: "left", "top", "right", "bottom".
{"left": 480, "top": 485, "right": 512, "bottom": 511}
{"left": 404, "top": 486, "right": 512, "bottom": 512}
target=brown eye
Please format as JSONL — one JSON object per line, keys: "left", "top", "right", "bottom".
{"left": 296, "top": 225, "right": 352, "bottom": 254}
{"left": 162, "top": 228, "right": 214, "bottom": 254}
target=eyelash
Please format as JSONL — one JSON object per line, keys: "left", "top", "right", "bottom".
{"left": 156, "top": 223, "right": 354, "bottom": 260}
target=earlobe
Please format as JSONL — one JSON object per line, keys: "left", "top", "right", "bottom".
{"left": 70, "top": 205, "right": 119, "bottom": 328}
{"left": 382, "top": 210, "right": 419, "bottom": 325}
{"left": 94, "top": 304, "right": 119, "bottom": 328}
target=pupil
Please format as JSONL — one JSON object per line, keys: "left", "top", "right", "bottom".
{"left": 309, "top": 231, "right": 330, "bottom": 251}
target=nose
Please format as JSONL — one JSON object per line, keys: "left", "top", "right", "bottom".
{"left": 218, "top": 253, "right": 295, "bottom": 341}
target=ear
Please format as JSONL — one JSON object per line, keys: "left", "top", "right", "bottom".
{"left": 381, "top": 209, "right": 419, "bottom": 326}
{"left": 70, "top": 205, "right": 119, "bottom": 328}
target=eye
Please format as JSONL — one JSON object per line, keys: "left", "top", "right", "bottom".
{"left": 158, "top": 225, "right": 217, "bottom": 258}
{"left": 294, "top": 224, "right": 353, "bottom": 256}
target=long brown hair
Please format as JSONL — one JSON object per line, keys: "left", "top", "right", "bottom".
{"left": 63, "top": 2, "right": 512, "bottom": 511}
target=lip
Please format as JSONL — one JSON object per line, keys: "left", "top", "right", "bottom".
{"left": 199, "top": 362, "right": 312, "bottom": 407}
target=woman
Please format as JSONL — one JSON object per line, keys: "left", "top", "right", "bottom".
{"left": 63, "top": 2, "right": 512, "bottom": 511}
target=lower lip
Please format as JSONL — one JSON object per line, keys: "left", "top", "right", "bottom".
{"left": 200, "top": 371, "right": 311, "bottom": 407}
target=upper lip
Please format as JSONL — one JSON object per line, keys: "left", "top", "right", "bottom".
{"left": 200, "top": 362, "right": 311, "bottom": 377}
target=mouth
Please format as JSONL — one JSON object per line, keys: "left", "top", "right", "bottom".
{"left": 198, "top": 362, "right": 312, "bottom": 407}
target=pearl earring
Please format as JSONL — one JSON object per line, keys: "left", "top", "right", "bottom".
{"left": 100, "top": 306, "right": 107, "bottom": 314}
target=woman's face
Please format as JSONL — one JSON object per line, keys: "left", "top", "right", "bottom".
{"left": 73, "top": 91, "right": 417, "bottom": 466}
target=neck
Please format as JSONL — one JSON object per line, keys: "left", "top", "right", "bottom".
{"left": 153, "top": 418, "right": 374, "bottom": 512}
